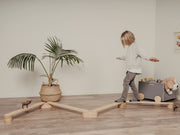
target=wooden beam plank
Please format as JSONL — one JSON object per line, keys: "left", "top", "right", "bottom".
{"left": 48, "top": 102, "right": 88, "bottom": 113}
{"left": 126, "top": 101, "right": 174, "bottom": 105}
{"left": 4, "top": 102, "right": 44, "bottom": 123}
{"left": 92, "top": 102, "right": 121, "bottom": 113}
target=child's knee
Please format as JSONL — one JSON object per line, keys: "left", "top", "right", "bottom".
{"left": 123, "top": 80, "right": 131, "bottom": 86}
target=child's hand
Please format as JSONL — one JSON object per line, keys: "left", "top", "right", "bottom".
{"left": 116, "top": 57, "right": 121, "bottom": 60}
{"left": 149, "top": 57, "right": 159, "bottom": 62}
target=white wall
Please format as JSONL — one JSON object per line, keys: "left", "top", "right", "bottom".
{"left": 155, "top": 0, "right": 180, "bottom": 99}
{"left": 0, "top": 0, "right": 156, "bottom": 98}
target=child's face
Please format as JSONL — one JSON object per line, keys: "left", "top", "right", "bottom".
{"left": 123, "top": 43, "right": 131, "bottom": 47}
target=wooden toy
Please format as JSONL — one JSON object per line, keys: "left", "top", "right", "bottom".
{"left": 139, "top": 81, "right": 177, "bottom": 101}
{"left": 22, "top": 100, "right": 32, "bottom": 109}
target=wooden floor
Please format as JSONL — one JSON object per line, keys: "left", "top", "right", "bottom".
{"left": 1, "top": 94, "right": 180, "bottom": 135}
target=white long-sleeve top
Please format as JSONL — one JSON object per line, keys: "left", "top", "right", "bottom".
{"left": 121, "top": 42, "right": 149, "bottom": 73}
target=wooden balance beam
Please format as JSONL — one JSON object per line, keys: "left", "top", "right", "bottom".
{"left": 4, "top": 102, "right": 89, "bottom": 123}
{"left": 40, "top": 102, "right": 126, "bottom": 119}
{"left": 47, "top": 102, "right": 88, "bottom": 114}
{"left": 82, "top": 102, "right": 126, "bottom": 118}
{"left": 126, "top": 101, "right": 174, "bottom": 110}
{"left": 4, "top": 102, "right": 44, "bottom": 123}
{"left": 81, "top": 101, "right": 175, "bottom": 119}
{"left": 4, "top": 100, "right": 175, "bottom": 123}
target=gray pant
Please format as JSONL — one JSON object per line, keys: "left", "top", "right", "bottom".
{"left": 121, "top": 71, "right": 139, "bottom": 100}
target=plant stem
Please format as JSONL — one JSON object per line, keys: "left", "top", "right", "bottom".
{"left": 36, "top": 57, "right": 49, "bottom": 82}
{"left": 49, "top": 58, "right": 55, "bottom": 86}
{"left": 52, "top": 59, "right": 61, "bottom": 76}
{"left": 48, "top": 73, "right": 52, "bottom": 86}
{"left": 49, "top": 55, "right": 52, "bottom": 76}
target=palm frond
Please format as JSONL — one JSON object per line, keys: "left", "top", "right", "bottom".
{"left": 44, "top": 37, "right": 78, "bottom": 58}
{"left": 7, "top": 53, "right": 37, "bottom": 71}
{"left": 58, "top": 54, "right": 83, "bottom": 66}
{"left": 44, "top": 36, "right": 62, "bottom": 56}
{"left": 61, "top": 49, "right": 77, "bottom": 54}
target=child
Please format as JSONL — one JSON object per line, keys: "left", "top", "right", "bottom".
{"left": 115, "top": 30, "right": 159, "bottom": 102}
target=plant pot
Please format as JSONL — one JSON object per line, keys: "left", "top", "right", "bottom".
{"left": 39, "top": 84, "right": 62, "bottom": 102}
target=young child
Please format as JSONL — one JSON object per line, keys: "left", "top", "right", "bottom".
{"left": 115, "top": 30, "right": 159, "bottom": 102}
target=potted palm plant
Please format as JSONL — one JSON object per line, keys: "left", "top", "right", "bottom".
{"left": 8, "top": 37, "right": 82, "bottom": 102}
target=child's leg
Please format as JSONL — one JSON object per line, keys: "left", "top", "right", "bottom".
{"left": 121, "top": 71, "right": 137, "bottom": 100}
{"left": 129, "top": 75, "right": 140, "bottom": 100}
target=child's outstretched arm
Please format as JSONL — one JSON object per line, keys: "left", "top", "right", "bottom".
{"left": 135, "top": 44, "right": 159, "bottom": 62}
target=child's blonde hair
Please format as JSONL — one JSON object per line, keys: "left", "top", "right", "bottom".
{"left": 121, "top": 30, "right": 135, "bottom": 47}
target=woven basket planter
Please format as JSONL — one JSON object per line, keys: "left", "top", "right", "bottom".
{"left": 39, "top": 84, "right": 62, "bottom": 102}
